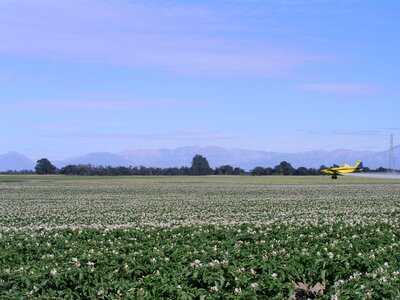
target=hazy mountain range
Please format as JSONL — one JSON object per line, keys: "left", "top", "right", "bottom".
{"left": 1, "top": 145, "right": 399, "bottom": 171}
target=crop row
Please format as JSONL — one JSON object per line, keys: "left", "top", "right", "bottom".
{"left": 1, "top": 179, "right": 399, "bottom": 299}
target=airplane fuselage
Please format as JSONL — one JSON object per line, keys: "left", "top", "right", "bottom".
{"left": 320, "top": 161, "right": 363, "bottom": 179}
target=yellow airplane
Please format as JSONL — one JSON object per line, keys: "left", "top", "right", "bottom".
{"left": 320, "top": 160, "right": 363, "bottom": 179}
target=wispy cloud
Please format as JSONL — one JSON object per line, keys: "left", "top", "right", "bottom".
{"left": 294, "top": 83, "right": 378, "bottom": 96}
{"left": 44, "top": 130, "right": 233, "bottom": 141}
{"left": 0, "top": 0, "right": 325, "bottom": 77}
{"left": 333, "top": 129, "right": 383, "bottom": 136}
{"left": 379, "top": 127, "right": 400, "bottom": 131}
{"left": 160, "top": 131, "right": 233, "bottom": 141}
{"left": 0, "top": 94, "right": 201, "bottom": 112}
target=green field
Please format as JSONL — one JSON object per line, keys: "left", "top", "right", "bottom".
{"left": 1, "top": 176, "right": 399, "bottom": 299}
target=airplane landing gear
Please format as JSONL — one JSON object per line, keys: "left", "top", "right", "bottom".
{"left": 331, "top": 175, "right": 337, "bottom": 179}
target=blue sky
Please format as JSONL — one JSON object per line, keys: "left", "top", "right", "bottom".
{"left": 1, "top": 0, "right": 399, "bottom": 160}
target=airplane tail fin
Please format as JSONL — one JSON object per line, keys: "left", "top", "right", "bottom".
{"left": 355, "top": 160, "right": 363, "bottom": 169}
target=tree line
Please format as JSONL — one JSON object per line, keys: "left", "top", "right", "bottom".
{"left": 32, "top": 155, "right": 245, "bottom": 176}
{"left": 0, "top": 155, "right": 394, "bottom": 176}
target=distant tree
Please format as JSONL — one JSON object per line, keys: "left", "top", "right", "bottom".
{"left": 294, "top": 166, "right": 309, "bottom": 176}
{"left": 264, "top": 167, "right": 273, "bottom": 175}
{"left": 35, "top": 158, "right": 57, "bottom": 175}
{"left": 214, "top": 165, "right": 234, "bottom": 175}
{"left": 139, "top": 166, "right": 152, "bottom": 176}
{"left": 251, "top": 167, "right": 266, "bottom": 176}
{"left": 307, "top": 168, "right": 319, "bottom": 175}
{"left": 273, "top": 161, "right": 294, "bottom": 175}
{"left": 232, "top": 167, "right": 245, "bottom": 175}
{"left": 180, "top": 166, "right": 191, "bottom": 175}
{"left": 60, "top": 164, "right": 78, "bottom": 175}
{"left": 0, "top": 169, "right": 34, "bottom": 175}
{"left": 190, "top": 154, "right": 213, "bottom": 175}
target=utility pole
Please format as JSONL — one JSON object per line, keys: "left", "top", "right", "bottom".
{"left": 389, "top": 134, "right": 396, "bottom": 172}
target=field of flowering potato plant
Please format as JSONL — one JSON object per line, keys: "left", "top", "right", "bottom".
{"left": 0, "top": 175, "right": 399, "bottom": 299}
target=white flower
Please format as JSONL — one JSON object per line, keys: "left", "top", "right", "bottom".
{"left": 150, "top": 258, "right": 157, "bottom": 264}
{"left": 190, "top": 259, "right": 202, "bottom": 268}
{"left": 210, "top": 285, "right": 218, "bottom": 292}
{"left": 251, "top": 282, "right": 259, "bottom": 290}
{"left": 234, "top": 287, "right": 242, "bottom": 295}
{"left": 71, "top": 257, "right": 80, "bottom": 267}
{"left": 271, "top": 273, "right": 278, "bottom": 280}
{"left": 87, "top": 261, "right": 95, "bottom": 267}
{"left": 334, "top": 279, "right": 344, "bottom": 286}
{"left": 50, "top": 269, "right": 57, "bottom": 277}
{"left": 208, "top": 260, "right": 220, "bottom": 268}
{"left": 26, "top": 290, "right": 33, "bottom": 297}
{"left": 97, "top": 290, "right": 104, "bottom": 297}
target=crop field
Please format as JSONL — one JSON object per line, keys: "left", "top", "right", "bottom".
{"left": 0, "top": 175, "right": 399, "bottom": 299}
